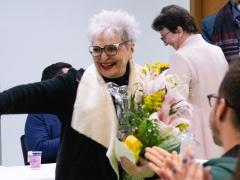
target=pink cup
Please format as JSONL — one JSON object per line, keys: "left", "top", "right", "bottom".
{"left": 28, "top": 151, "right": 42, "bottom": 169}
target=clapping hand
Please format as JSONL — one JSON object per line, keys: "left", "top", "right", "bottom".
{"left": 144, "top": 146, "right": 173, "bottom": 175}
{"left": 145, "top": 146, "right": 211, "bottom": 180}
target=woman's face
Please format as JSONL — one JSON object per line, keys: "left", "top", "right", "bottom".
{"left": 90, "top": 33, "right": 134, "bottom": 78}
{"left": 160, "top": 27, "right": 182, "bottom": 50}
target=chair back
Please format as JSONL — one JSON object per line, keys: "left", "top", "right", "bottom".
{"left": 20, "top": 135, "right": 29, "bottom": 165}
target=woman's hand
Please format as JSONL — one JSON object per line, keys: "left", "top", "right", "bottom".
{"left": 119, "top": 156, "right": 154, "bottom": 179}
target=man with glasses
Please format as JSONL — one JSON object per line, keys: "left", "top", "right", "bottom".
{"left": 145, "top": 60, "right": 240, "bottom": 180}
{"left": 152, "top": 5, "right": 228, "bottom": 159}
{"left": 207, "top": 61, "right": 240, "bottom": 161}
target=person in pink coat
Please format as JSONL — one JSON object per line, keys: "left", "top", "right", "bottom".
{"left": 152, "top": 5, "right": 228, "bottom": 159}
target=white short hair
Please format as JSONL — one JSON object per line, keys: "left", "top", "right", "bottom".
{"left": 88, "top": 9, "right": 140, "bottom": 43}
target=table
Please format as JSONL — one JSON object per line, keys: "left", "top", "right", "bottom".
{"left": 0, "top": 160, "right": 206, "bottom": 180}
{"left": 0, "top": 163, "right": 55, "bottom": 180}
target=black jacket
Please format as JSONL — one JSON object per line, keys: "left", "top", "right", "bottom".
{"left": 0, "top": 68, "right": 117, "bottom": 180}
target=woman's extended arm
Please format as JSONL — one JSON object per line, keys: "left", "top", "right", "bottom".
{"left": 0, "top": 68, "right": 83, "bottom": 115}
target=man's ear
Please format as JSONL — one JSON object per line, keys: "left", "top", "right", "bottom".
{"left": 216, "top": 98, "right": 227, "bottom": 121}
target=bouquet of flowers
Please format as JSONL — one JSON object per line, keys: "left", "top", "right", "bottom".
{"left": 108, "top": 61, "right": 192, "bottom": 169}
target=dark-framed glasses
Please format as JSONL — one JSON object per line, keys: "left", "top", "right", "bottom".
{"left": 160, "top": 31, "right": 171, "bottom": 41}
{"left": 88, "top": 40, "right": 130, "bottom": 57}
{"left": 207, "top": 94, "right": 235, "bottom": 109}
{"left": 207, "top": 94, "right": 220, "bottom": 107}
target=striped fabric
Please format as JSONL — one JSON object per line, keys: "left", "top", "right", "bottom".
{"left": 212, "top": 1, "right": 240, "bottom": 63}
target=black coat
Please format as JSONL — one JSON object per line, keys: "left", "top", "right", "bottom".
{"left": 0, "top": 68, "right": 117, "bottom": 180}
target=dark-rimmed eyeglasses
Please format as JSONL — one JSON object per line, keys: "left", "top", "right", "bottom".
{"left": 160, "top": 31, "right": 171, "bottom": 41}
{"left": 207, "top": 94, "right": 235, "bottom": 109}
{"left": 207, "top": 94, "right": 220, "bottom": 107}
{"left": 88, "top": 40, "right": 130, "bottom": 57}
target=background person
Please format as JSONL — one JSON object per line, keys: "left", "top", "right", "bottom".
{"left": 25, "top": 62, "right": 72, "bottom": 164}
{"left": 201, "top": 0, "right": 240, "bottom": 63}
{"left": 151, "top": 4, "right": 228, "bottom": 159}
{"left": 145, "top": 60, "right": 240, "bottom": 180}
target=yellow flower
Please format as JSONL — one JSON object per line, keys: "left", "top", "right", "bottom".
{"left": 141, "top": 61, "right": 169, "bottom": 76}
{"left": 144, "top": 89, "right": 165, "bottom": 113}
{"left": 141, "top": 68, "right": 147, "bottom": 75}
{"left": 152, "top": 62, "right": 161, "bottom": 73}
{"left": 123, "top": 135, "right": 143, "bottom": 162}
{"left": 176, "top": 123, "right": 190, "bottom": 132}
{"left": 160, "top": 63, "right": 169, "bottom": 68}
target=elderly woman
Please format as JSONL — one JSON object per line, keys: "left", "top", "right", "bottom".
{"left": 0, "top": 10, "right": 150, "bottom": 180}
{"left": 152, "top": 5, "right": 228, "bottom": 159}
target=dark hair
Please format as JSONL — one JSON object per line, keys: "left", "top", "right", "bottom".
{"left": 41, "top": 62, "right": 72, "bottom": 81}
{"left": 152, "top": 5, "right": 198, "bottom": 33}
{"left": 218, "top": 60, "right": 240, "bottom": 129}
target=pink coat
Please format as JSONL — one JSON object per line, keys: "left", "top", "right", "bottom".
{"left": 168, "top": 34, "right": 228, "bottom": 159}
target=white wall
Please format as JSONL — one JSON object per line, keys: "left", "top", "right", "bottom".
{"left": 0, "top": 0, "right": 189, "bottom": 166}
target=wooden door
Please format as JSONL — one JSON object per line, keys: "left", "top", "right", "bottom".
{"left": 190, "top": 0, "right": 228, "bottom": 31}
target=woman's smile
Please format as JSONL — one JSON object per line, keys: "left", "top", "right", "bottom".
{"left": 99, "top": 62, "right": 116, "bottom": 70}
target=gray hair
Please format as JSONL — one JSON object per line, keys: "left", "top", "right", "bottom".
{"left": 88, "top": 9, "right": 140, "bottom": 43}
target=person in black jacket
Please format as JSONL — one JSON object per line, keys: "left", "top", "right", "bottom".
{"left": 0, "top": 10, "right": 154, "bottom": 180}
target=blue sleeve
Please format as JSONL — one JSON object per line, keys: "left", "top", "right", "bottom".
{"left": 201, "top": 14, "right": 217, "bottom": 43}
{"left": 201, "top": 19, "right": 212, "bottom": 43}
{"left": 25, "top": 114, "right": 60, "bottom": 163}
